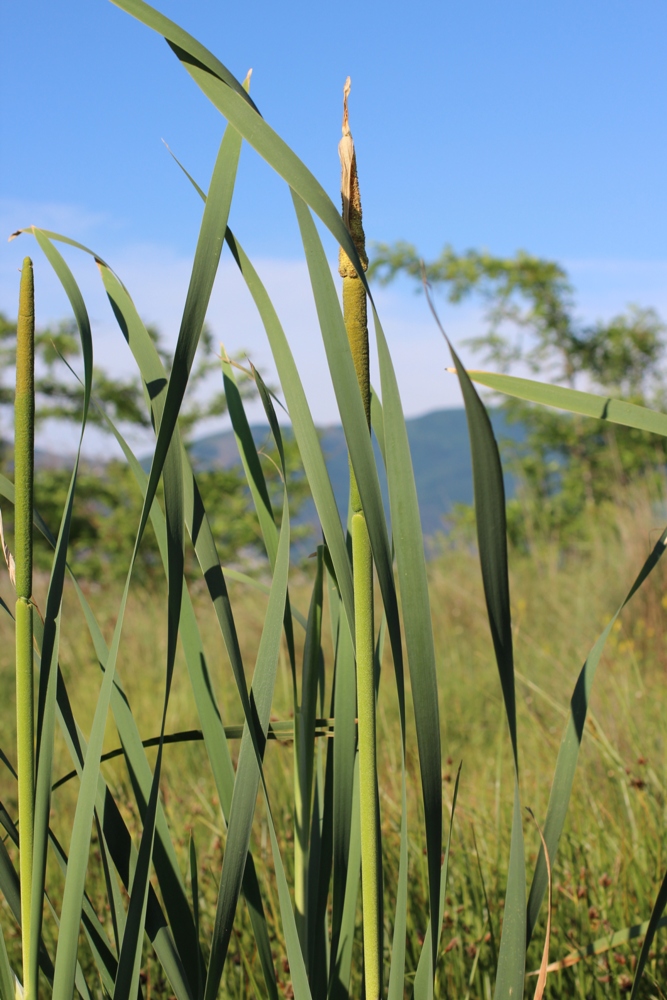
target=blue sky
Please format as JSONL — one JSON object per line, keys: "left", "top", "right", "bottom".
{"left": 3, "top": 0, "right": 667, "bottom": 451}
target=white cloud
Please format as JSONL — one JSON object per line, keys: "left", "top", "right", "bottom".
{"left": 3, "top": 205, "right": 667, "bottom": 459}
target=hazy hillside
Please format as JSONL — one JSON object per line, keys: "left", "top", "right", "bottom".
{"left": 189, "top": 407, "right": 523, "bottom": 538}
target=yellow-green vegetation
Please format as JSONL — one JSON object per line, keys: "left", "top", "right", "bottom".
{"left": 1, "top": 504, "right": 665, "bottom": 998}
{"left": 2, "top": 4, "right": 667, "bottom": 999}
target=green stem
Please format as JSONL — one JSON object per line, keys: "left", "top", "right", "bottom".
{"left": 352, "top": 511, "right": 381, "bottom": 1000}
{"left": 15, "top": 257, "right": 35, "bottom": 1000}
{"left": 294, "top": 709, "right": 308, "bottom": 955}
{"left": 338, "top": 81, "right": 382, "bottom": 999}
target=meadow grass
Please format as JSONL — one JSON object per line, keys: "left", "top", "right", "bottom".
{"left": 1, "top": 497, "right": 665, "bottom": 998}
{"left": 3, "top": 4, "right": 667, "bottom": 996}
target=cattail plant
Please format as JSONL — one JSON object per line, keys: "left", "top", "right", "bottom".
{"left": 14, "top": 257, "right": 35, "bottom": 1000}
{"left": 3, "top": 5, "right": 667, "bottom": 998}
{"left": 338, "top": 79, "right": 382, "bottom": 1000}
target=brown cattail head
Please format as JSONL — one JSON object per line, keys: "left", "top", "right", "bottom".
{"left": 338, "top": 77, "right": 368, "bottom": 278}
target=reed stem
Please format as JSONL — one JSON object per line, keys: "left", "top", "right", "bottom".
{"left": 15, "top": 257, "right": 35, "bottom": 1000}
{"left": 338, "top": 79, "right": 382, "bottom": 1000}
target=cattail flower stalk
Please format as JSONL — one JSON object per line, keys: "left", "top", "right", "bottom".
{"left": 339, "top": 80, "right": 382, "bottom": 1000}
{"left": 15, "top": 258, "right": 35, "bottom": 1000}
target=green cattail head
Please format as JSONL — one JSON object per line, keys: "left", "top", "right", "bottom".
{"left": 15, "top": 257, "right": 35, "bottom": 601}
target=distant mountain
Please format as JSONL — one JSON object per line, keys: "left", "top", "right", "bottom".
{"left": 188, "top": 407, "right": 523, "bottom": 539}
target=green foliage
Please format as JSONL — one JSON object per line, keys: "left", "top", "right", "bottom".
{"left": 370, "top": 242, "right": 667, "bottom": 548}
{"left": 2, "top": 5, "right": 666, "bottom": 999}
{"left": 0, "top": 312, "right": 308, "bottom": 579}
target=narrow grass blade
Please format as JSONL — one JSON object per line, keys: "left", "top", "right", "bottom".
{"left": 155, "top": 154, "right": 338, "bottom": 645}
{"left": 224, "top": 228, "right": 355, "bottom": 637}
{"left": 46, "top": 361, "right": 205, "bottom": 997}
{"left": 294, "top": 548, "right": 324, "bottom": 958}
{"left": 222, "top": 355, "right": 277, "bottom": 565}
{"left": 530, "top": 915, "right": 667, "bottom": 976}
{"left": 109, "top": 0, "right": 259, "bottom": 110}
{"left": 386, "top": 763, "right": 408, "bottom": 1000}
{"left": 46, "top": 828, "right": 118, "bottom": 996}
{"left": 92, "top": 396, "right": 279, "bottom": 1000}
{"left": 464, "top": 369, "right": 667, "bottom": 438}
{"left": 133, "top": 121, "right": 243, "bottom": 578}
{"left": 441, "top": 329, "right": 526, "bottom": 996}
{"left": 630, "top": 866, "right": 667, "bottom": 996}
{"left": 0, "top": 821, "right": 55, "bottom": 984}
{"left": 372, "top": 307, "right": 446, "bottom": 974}
{"left": 0, "top": 919, "right": 14, "bottom": 1000}
{"left": 330, "top": 758, "right": 361, "bottom": 1000}
{"left": 114, "top": 332, "right": 187, "bottom": 1000}
{"left": 329, "top": 601, "right": 358, "bottom": 985}
{"left": 24, "top": 230, "right": 94, "bottom": 996}
{"left": 203, "top": 428, "right": 291, "bottom": 1000}
{"left": 412, "top": 765, "right": 462, "bottom": 1000}
{"left": 112, "top": 0, "right": 369, "bottom": 291}
{"left": 224, "top": 359, "right": 298, "bottom": 680}
{"left": 50, "top": 670, "right": 195, "bottom": 1000}
{"left": 92, "top": 252, "right": 281, "bottom": 1000}
{"left": 527, "top": 526, "right": 667, "bottom": 942}
{"left": 526, "top": 810, "right": 552, "bottom": 1000}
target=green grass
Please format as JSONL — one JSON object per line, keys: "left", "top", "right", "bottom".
{"left": 2, "top": 4, "right": 667, "bottom": 996}
{"left": 1, "top": 505, "right": 665, "bottom": 998}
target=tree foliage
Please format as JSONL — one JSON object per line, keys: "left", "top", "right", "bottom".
{"left": 0, "top": 312, "right": 309, "bottom": 580}
{"left": 370, "top": 242, "right": 667, "bottom": 548}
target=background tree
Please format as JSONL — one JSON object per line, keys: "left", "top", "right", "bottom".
{"left": 0, "top": 312, "right": 309, "bottom": 581}
{"left": 370, "top": 243, "right": 667, "bottom": 549}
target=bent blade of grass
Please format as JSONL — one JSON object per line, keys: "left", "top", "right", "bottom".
{"left": 96, "top": 252, "right": 283, "bottom": 1000}
{"left": 121, "top": 4, "right": 380, "bottom": 626}
{"left": 526, "top": 525, "right": 667, "bottom": 942}
{"left": 443, "top": 332, "right": 526, "bottom": 997}
{"left": 20, "top": 236, "right": 196, "bottom": 1000}
{"left": 115, "top": 0, "right": 369, "bottom": 284}
{"left": 163, "top": 146, "right": 349, "bottom": 643}
{"left": 132, "top": 118, "right": 243, "bottom": 575}
{"left": 109, "top": 0, "right": 259, "bottom": 111}
{"left": 463, "top": 369, "right": 667, "bottom": 439}
{"left": 11, "top": 234, "right": 187, "bottom": 998}
{"left": 23, "top": 230, "right": 93, "bottom": 997}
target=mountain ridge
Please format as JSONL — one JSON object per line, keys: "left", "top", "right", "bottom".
{"left": 188, "top": 407, "right": 523, "bottom": 538}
